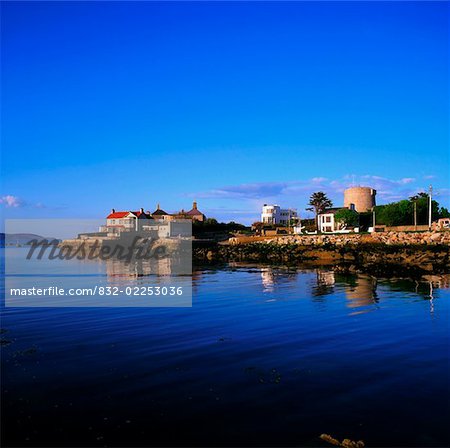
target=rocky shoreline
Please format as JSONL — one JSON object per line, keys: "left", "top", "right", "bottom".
{"left": 193, "top": 232, "right": 450, "bottom": 277}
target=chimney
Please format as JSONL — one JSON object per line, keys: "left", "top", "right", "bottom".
{"left": 111, "top": 208, "right": 115, "bottom": 213}
{"left": 157, "top": 203, "right": 160, "bottom": 210}
{"left": 193, "top": 201, "right": 197, "bottom": 210}
{"left": 140, "top": 207, "right": 144, "bottom": 213}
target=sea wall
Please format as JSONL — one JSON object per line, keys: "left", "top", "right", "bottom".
{"left": 195, "top": 231, "right": 450, "bottom": 276}
{"left": 229, "top": 230, "right": 450, "bottom": 246}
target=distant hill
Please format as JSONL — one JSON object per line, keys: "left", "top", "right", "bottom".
{"left": 0, "top": 233, "right": 60, "bottom": 246}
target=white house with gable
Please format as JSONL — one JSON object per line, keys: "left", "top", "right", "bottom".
{"left": 261, "top": 204, "right": 298, "bottom": 226}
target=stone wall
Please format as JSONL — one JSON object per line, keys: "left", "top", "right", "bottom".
{"left": 369, "top": 231, "right": 450, "bottom": 245}
{"left": 230, "top": 231, "right": 450, "bottom": 247}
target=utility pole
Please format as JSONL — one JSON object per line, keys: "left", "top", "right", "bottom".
{"left": 414, "top": 201, "right": 417, "bottom": 231}
{"left": 428, "top": 185, "right": 433, "bottom": 231}
{"left": 372, "top": 208, "right": 376, "bottom": 229}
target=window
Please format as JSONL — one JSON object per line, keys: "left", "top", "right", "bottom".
{"left": 326, "top": 216, "right": 331, "bottom": 223}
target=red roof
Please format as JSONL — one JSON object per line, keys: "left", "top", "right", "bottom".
{"left": 107, "top": 211, "right": 129, "bottom": 219}
{"left": 107, "top": 211, "right": 153, "bottom": 219}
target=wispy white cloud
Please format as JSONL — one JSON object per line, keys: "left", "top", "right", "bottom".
{"left": 0, "top": 195, "right": 24, "bottom": 208}
{"left": 187, "top": 174, "right": 447, "bottom": 224}
{"left": 0, "top": 195, "right": 67, "bottom": 210}
{"left": 194, "top": 175, "right": 427, "bottom": 203}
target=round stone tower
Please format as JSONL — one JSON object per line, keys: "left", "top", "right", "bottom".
{"left": 344, "top": 186, "right": 376, "bottom": 212}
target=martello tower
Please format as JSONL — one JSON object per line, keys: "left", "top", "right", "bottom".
{"left": 344, "top": 186, "right": 376, "bottom": 212}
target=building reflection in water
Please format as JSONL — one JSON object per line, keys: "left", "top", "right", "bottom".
{"left": 106, "top": 258, "right": 164, "bottom": 277}
{"left": 261, "top": 268, "right": 275, "bottom": 292}
{"left": 313, "top": 270, "right": 336, "bottom": 298}
{"left": 105, "top": 257, "right": 189, "bottom": 281}
{"left": 260, "top": 267, "right": 298, "bottom": 293}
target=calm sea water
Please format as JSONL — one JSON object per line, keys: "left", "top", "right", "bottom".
{"left": 1, "top": 249, "right": 449, "bottom": 447}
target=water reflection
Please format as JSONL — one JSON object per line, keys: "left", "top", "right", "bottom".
{"left": 342, "top": 275, "right": 379, "bottom": 312}
{"left": 105, "top": 257, "right": 186, "bottom": 278}
{"left": 308, "top": 270, "right": 379, "bottom": 313}
{"left": 255, "top": 265, "right": 448, "bottom": 314}
{"left": 260, "top": 267, "right": 298, "bottom": 292}
{"left": 429, "top": 282, "right": 434, "bottom": 315}
{"left": 261, "top": 268, "right": 275, "bottom": 292}
{"left": 313, "top": 270, "right": 335, "bottom": 297}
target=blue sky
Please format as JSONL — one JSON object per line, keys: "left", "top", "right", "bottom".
{"left": 1, "top": 1, "right": 448, "bottom": 224}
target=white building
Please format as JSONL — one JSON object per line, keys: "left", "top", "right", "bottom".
{"left": 142, "top": 220, "right": 191, "bottom": 238}
{"left": 318, "top": 208, "right": 339, "bottom": 233}
{"left": 318, "top": 206, "right": 358, "bottom": 233}
{"left": 261, "top": 204, "right": 298, "bottom": 226}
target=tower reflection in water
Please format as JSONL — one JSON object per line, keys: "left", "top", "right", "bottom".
{"left": 314, "top": 270, "right": 378, "bottom": 313}
{"left": 339, "top": 274, "right": 379, "bottom": 313}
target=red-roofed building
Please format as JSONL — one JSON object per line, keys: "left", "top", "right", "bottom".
{"left": 101, "top": 208, "right": 153, "bottom": 235}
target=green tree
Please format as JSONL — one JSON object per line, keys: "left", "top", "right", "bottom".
{"left": 334, "top": 209, "right": 359, "bottom": 229}
{"left": 376, "top": 200, "right": 412, "bottom": 226}
{"left": 439, "top": 207, "right": 450, "bottom": 218}
{"left": 375, "top": 194, "right": 446, "bottom": 227}
{"left": 306, "top": 192, "right": 333, "bottom": 231}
